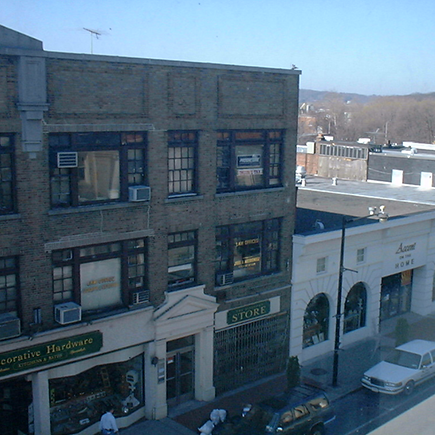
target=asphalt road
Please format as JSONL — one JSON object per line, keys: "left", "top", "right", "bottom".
{"left": 328, "top": 377, "right": 435, "bottom": 435}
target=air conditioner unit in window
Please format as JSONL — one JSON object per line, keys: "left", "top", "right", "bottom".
{"left": 131, "top": 290, "right": 150, "bottom": 305}
{"left": 128, "top": 186, "right": 151, "bottom": 202}
{"left": 216, "top": 272, "right": 234, "bottom": 286}
{"left": 0, "top": 313, "right": 21, "bottom": 340}
{"left": 57, "top": 152, "right": 78, "bottom": 168}
{"left": 55, "top": 302, "right": 82, "bottom": 325}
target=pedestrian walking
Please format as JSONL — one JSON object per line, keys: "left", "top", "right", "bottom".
{"left": 100, "top": 407, "right": 119, "bottom": 435}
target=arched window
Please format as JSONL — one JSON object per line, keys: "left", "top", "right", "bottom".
{"left": 303, "top": 293, "right": 329, "bottom": 348}
{"left": 344, "top": 282, "right": 367, "bottom": 334}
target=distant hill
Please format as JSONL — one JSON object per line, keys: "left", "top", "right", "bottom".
{"left": 299, "top": 89, "right": 435, "bottom": 105}
{"left": 299, "top": 89, "right": 377, "bottom": 104}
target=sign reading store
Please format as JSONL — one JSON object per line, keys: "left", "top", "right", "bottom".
{"left": 227, "top": 301, "right": 271, "bottom": 325}
{"left": 0, "top": 331, "right": 102, "bottom": 377}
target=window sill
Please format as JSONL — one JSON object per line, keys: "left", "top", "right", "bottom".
{"left": 48, "top": 201, "right": 149, "bottom": 215}
{"left": 215, "top": 186, "right": 285, "bottom": 198}
{"left": 165, "top": 194, "right": 203, "bottom": 203}
{"left": 0, "top": 212, "right": 21, "bottom": 221}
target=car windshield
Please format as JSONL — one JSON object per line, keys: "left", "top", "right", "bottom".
{"left": 385, "top": 349, "right": 421, "bottom": 369}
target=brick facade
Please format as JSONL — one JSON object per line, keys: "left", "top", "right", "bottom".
{"left": 0, "top": 25, "right": 299, "bottom": 435}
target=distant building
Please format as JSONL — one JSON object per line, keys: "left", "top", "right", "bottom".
{"left": 298, "top": 135, "right": 435, "bottom": 187}
{"left": 0, "top": 25, "right": 300, "bottom": 435}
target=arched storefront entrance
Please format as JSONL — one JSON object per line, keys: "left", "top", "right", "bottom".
{"left": 344, "top": 282, "right": 367, "bottom": 334}
{"left": 303, "top": 293, "right": 329, "bottom": 348}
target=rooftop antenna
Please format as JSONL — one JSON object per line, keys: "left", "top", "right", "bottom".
{"left": 83, "top": 28, "right": 102, "bottom": 54}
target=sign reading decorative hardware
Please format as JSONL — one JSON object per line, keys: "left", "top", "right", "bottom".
{"left": 227, "top": 301, "right": 271, "bottom": 325}
{"left": 0, "top": 331, "right": 102, "bottom": 377}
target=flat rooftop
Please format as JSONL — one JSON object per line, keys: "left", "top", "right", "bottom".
{"left": 296, "top": 177, "right": 435, "bottom": 234}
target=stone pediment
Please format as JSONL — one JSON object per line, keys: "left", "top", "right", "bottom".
{"left": 154, "top": 286, "right": 217, "bottom": 323}
{"left": 154, "top": 286, "right": 218, "bottom": 339}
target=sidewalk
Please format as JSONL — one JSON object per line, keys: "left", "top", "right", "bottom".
{"left": 120, "top": 312, "right": 435, "bottom": 435}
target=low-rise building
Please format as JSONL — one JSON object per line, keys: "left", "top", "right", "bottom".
{"left": 292, "top": 183, "right": 435, "bottom": 364}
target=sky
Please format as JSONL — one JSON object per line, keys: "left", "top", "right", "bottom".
{"left": 2, "top": 0, "right": 434, "bottom": 96}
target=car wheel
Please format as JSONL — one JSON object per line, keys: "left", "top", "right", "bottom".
{"left": 404, "top": 380, "right": 415, "bottom": 395}
{"left": 310, "top": 424, "right": 325, "bottom": 435}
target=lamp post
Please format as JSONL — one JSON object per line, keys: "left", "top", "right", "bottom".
{"left": 332, "top": 206, "right": 388, "bottom": 387}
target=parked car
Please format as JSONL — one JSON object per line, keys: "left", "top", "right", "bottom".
{"left": 361, "top": 339, "right": 435, "bottom": 395}
{"left": 214, "top": 384, "right": 335, "bottom": 435}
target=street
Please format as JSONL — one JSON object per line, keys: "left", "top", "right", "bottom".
{"left": 328, "top": 376, "right": 435, "bottom": 435}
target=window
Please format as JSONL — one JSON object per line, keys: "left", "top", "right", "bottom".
{"left": 316, "top": 257, "right": 327, "bottom": 274}
{"left": 421, "top": 352, "right": 432, "bottom": 368}
{"left": 293, "top": 405, "right": 309, "bottom": 420}
{"left": 344, "top": 282, "right": 367, "bottom": 334}
{"left": 216, "top": 130, "right": 283, "bottom": 192}
{"left": 0, "top": 135, "right": 15, "bottom": 214}
{"left": 357, "top": 248, "right": 366, "bottom": 264}
{"left": 49, "top": 132, "right": 147, "bottom": 207}
{"left": 0, "top": 257, "right": 19, "bottom": 316}
{"left": 52, "top": 239, "right": 148, "bottom": 313}
{"left": 168, "top": 231, "right": 196, "bottom": 289}
{"left": 49, "top": 354, "right": 143, "bottom": 435}
{"left": 303, "top": 293, "right": 329, "bottom": 348}
{"left": 216, "top": 219, "right": 280, "bottom": 283}
{"left": 168, "top": 131, "right": 198, "bottom": 196}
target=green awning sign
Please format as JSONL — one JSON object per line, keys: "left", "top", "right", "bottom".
{"left": 227, "top": 301, "right": 271, "bottom": 325}
{"left": 0, "top": 331, "right": 103, "bottom": 377}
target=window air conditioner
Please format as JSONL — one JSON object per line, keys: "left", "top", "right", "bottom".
{"left": 216, "top": 272, "right": 234, "bottom": 286}
{"left": 128, "top": 186, "right": 151, "bottom": 202}
{"left": 131, "top": 290, "right": 150, "bottom": 305}
{"left": 0, "top": 313, "right": 21, "bottom": 340}
{"left": 57, "top": 152, "right": 78, "bottom": 168}
{"left": 55, "top": 302, "right": 82, "bottom": 325}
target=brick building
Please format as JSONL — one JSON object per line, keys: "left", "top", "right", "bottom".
{"left": 0, "top": 25, "right": 300, "bottom": 435}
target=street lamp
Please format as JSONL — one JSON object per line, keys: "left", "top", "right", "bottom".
{"left": 332, "top": 206, "right": 388, "bottom": 387}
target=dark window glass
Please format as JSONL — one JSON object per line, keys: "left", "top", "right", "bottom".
{"left": 216, "top": 219, "right": 280, "bottom": 283}
{"left": 344, "top": 282, "right": 367, "bottom": 334}
{"left": 52, "top": 239, "right": 148, "bottom": 312}
{"left": 168, "top": 131, "right": 198, "bottom": 196}
{"left": 168, "top": 231, "right": 196, "bottom": 289}
{"left": 0, "top": 256, "right": 19, "bottom": 316}
{"left": 49, "top": 132, "right": 147, "bottom": 207}
{"left": 217, "top": 130, "right": 283, "bottom": 193}
{"left": 303, "top": 293, "right": 329, "bottom": 348}
{"left": 0, "top": 135, "right": 15, "bottom": 214}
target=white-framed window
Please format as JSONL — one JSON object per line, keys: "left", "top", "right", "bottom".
{"left": 357, "top": 248, "right": 366, "bottom": 264}
{"left": 316, "top": 257, "right": 327, "bottom": 274}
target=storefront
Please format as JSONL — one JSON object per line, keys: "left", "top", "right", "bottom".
{"left": 380, "top": 271, "right": 413, "bottom": 321}
{"left": 291, "top": 210, "right": 435, "bottom": 364}
{"left": 214, "top": 296, "right": 288, "bottom": 394}
{"left": 49, "top": 354, "right": 144, "bottom": 435}
{"left": 0, "top": 377, "right": 32, "bottom": 435}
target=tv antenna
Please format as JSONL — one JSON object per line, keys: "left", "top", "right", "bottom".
{"left": 83, "top": 28, "right": 102, "bottom": 54}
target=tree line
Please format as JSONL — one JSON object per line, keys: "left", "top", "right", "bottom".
{"left": 299, "top": 92, "right": 435, "bottom": 145}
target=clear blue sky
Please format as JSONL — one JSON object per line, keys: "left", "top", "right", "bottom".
{"left": 2, "top": 0, "right": 434, "bottom": 96}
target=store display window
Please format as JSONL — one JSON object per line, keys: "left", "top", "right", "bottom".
{"left": 50, "top": 354, "right": 143, "bottom": 435}
{"left": 303, "top": 293, "right": 330, "bottom": 348}
{"left": 343, "top": 282, "right": 367, "bottom": 334}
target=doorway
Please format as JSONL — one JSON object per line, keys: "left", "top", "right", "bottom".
{"left": 166, "top": 335, "right": 195, "bottom": 406}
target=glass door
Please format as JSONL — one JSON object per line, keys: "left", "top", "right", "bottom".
{"left": 166, "top": 336, "right": 195, "bottom": 406}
